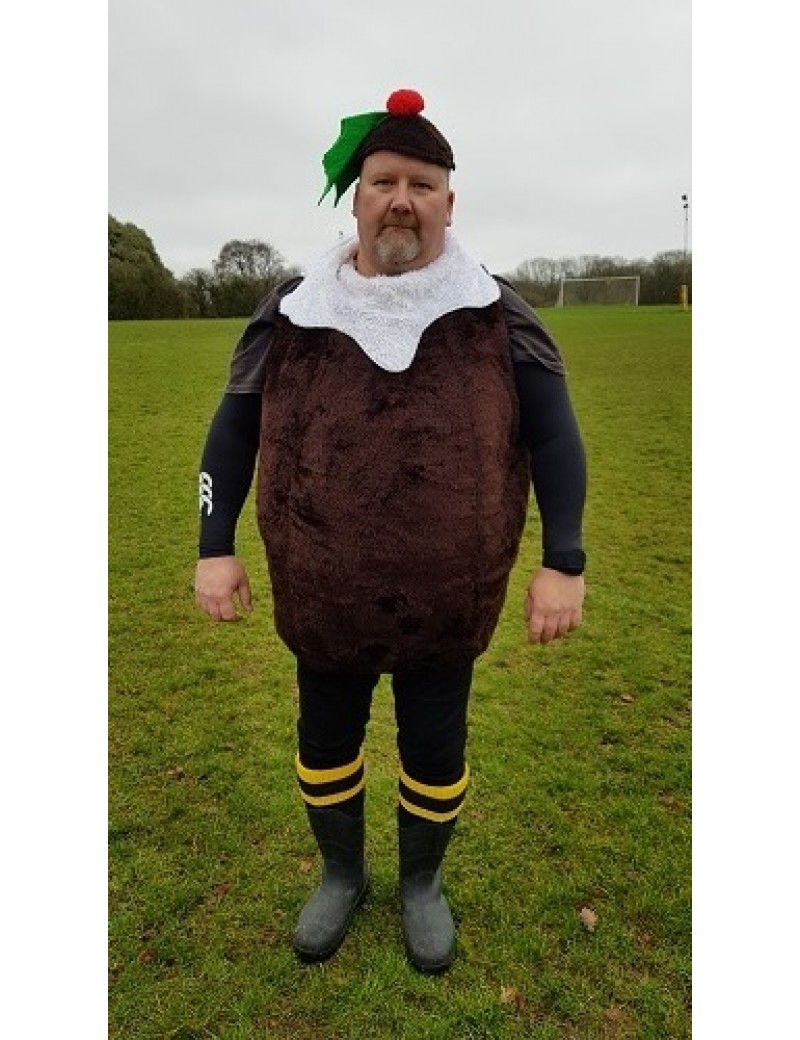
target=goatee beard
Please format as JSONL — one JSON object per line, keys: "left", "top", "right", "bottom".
{"left": 375, "top": 227, "right": 422, "bottom": 269}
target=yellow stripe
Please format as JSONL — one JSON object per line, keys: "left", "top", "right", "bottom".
{"left": 300, "top": 776, "right": 366, "bottom": 807}
{"left": 399, "top": 793, "right": 464, "bottom": 823}
{"left": 295, "top": 750, "right": 364, "bottom": 785}
{"left": 400, "top": 763, "right": 470, "bottom": 800}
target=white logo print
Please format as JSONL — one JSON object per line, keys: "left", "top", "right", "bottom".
{"left": 199, "top": 471, "right": 213, "bottom": 516}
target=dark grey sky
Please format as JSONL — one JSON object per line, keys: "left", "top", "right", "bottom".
{"left": 109, "top": 0, "right": 691, "bottom": 277}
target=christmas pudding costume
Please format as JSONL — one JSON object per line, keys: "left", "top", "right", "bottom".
{"left": 253, "top": 90, "right": 533, "bottom": 970}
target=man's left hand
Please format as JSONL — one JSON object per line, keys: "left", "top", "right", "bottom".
{"left": 525, "top": 567, "right": 585, "bottom": 644}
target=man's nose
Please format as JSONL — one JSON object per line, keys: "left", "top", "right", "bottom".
{"left": 390, "top": 183, "right": 412, "bottom": 211}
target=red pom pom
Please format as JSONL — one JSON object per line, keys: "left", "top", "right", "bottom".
{"left": 386, "top": 89, "right": 425, "bottom": 117}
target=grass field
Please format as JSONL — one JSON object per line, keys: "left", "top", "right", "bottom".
{"left": 109, "top": 305, "right": 691, "bottom": 1039}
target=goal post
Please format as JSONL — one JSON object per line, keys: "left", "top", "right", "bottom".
{"left": 555, "top": 275, "right": 640, "bottom": 307}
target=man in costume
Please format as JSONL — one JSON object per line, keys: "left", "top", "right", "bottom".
{"left": 194, "top": 89, "right": 587, "bottom": 973}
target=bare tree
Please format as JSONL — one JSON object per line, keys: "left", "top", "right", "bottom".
{"left": 213, "top": 239, "right": 285, "bottom": 281}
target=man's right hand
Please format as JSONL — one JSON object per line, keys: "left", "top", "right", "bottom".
{"left": 194, "top": 556, "right": 253, "bottom": 622}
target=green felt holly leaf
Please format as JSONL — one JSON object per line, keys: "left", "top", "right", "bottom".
{"left": 319, "top": 111, "right": 387, "bottom": 206}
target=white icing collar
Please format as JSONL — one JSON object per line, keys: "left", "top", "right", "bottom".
{"left": 279, "top": 230, "right": 499, "bottom": 372}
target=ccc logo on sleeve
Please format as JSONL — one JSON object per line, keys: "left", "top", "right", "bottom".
{"left": 199, "top": 471, "right": 213, "bottom": 516}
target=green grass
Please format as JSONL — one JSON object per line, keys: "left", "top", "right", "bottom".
{"left": 109, "top": 306, "right": 691, "bottom": 1039}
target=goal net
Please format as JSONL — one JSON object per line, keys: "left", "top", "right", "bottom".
{"left": 555, "top": 275, "right": 640, "bottom": 307}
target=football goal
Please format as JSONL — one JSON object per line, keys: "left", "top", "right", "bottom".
{"left": 555, "top": 275, "right": 640, "bottom": 307}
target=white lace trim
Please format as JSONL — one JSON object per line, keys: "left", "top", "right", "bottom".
{"left": 278, "top": 230, "right": 499, "bottom": 372}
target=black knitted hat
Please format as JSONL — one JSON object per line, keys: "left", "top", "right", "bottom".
{"left": 356, "top": 93, "right": 455, "bottom": 171}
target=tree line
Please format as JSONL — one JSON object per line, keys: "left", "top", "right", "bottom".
{"left": 506, "top": 252, "right": 692, "bottom": 308}
{"left": 108, "top": 215, "right": 300, "bottom": 320}
{"left": 109, "top": 214, "right": 691, "bottom": 320}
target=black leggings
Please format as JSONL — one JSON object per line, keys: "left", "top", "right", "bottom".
{"left": 296, "top": 660, "right": 473, "bottom": 787}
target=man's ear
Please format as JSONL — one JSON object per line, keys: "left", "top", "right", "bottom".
{"left": 446, "top": 189, "right": 455, "bottom": 227}
{"left": 351, "top": 182, "right": 360, "bottom": 217}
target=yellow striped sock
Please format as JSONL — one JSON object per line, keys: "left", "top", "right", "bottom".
{"left": 398, "top": 764, "right": 470, "bottom": 822}
{"left": 296, "top": 751, "right": 366, "bottom": 808}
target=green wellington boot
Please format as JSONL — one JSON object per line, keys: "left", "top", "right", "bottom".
{"left": 293, "top": 806, "right": 369, "bottom": 961}
{"left": 399, "top": 816, "right": 457, "bottom": 973}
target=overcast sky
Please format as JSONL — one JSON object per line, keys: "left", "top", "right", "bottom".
{"left": 108, "top": 0, "right": 691, "bottom": 278}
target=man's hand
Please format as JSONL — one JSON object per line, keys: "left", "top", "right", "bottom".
{"left": 194, "top": 556, "right": 253, "bottom": 622}
{"left": 525, "top": 566, "right": 585, "bottom": 644}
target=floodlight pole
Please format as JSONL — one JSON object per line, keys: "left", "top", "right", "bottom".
{"left": 680, "top": 193, "right": 690, "bottom": 311}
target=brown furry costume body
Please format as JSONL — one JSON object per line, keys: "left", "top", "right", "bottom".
{"left": 256, "top": 300, "right": 530, "bottom": 673}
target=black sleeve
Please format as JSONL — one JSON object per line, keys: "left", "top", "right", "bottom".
{"left": 514, "top": 361, "right": 587, "bottom": 574}
{"left": 198, "top": 393, "right": 262, "bottom": 557}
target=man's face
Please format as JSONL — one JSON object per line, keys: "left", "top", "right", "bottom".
{"left": 351, "top": 151, "right": 455, "bottom": 277}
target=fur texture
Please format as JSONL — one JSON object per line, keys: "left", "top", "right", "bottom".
{"left": 256, "top": 302, "right": 529, "bottom": 672}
